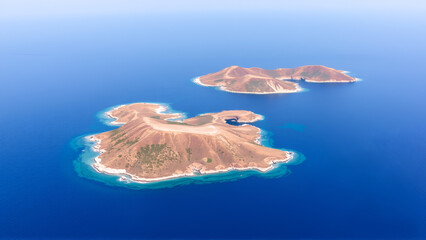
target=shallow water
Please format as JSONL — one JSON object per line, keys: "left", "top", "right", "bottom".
{"left": 73, "top": 113, "right": 305, "bottom": 190}
{"left": 0, "top": 11, "right": 425, "bottom": 239}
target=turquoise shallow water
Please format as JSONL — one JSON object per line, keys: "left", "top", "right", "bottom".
{"left": 74, "top": 106, "right": 305, "bottom": 190}
{"left": 0, "top": 11, "right": 425, "bottom": 239}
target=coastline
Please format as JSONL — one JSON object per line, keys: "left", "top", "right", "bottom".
{"left": 193, "top": 77, "right": 304, "bottom": 94}
{"left": 154, "top": 104, "right": 185, "bottom": 121}
{"left": 104, "top": 105, "right": 126, "bottom": 125}
{"left": 85, "top": 102, "right": 296, "bottom": 185}
{"left": 278, "top": 77, "right": 358, "bottom": 83}
{"left": 304, "top": 78, "right": 359, "bottom": 83}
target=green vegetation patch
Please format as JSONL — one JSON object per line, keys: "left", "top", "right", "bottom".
{"left": 125, "top": 138, "right": 139, "bottom": 146}
{"left": 110, "top": 129, "right": 119, "bottom": 136}
{"left": 112, "top": 136, "right": 139, "bottom": 147}
{"left": 186, "top": 148, "right": 192, "bottom": 161}
{"left": 110, "top": 131, "right": 126, "bottom": 142}
{"left": 133, "top": 144, "right": 180, "bottom": 173}
{"left": 190, "top": 115, "right": 213, "bottom": 126}
{"left": 139, "top": 144, "right": 167, "bottom": 157}
{"left": 166, "top": 121, "right": 189, "bottom": 125}
{"left": 207, "top": 158, "right": 212, "bottom": 163}
{"left": 113, "top": 138, "right": 126, "bottom": 146}
{"left": 109, "top": 129, "right": 122, "bottom": 138}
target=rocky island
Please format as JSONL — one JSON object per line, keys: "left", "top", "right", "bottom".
{"left": 89, "top": 103, "right": 293, "bottom": 183}
{"left": 194, "top": 65, "right": 357, "bottom": 94}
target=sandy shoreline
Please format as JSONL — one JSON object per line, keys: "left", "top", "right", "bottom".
{"left": 194, "top": 75, "right": 359, "bottom": 94}
{"left": 154, "top": 105, "right": 184, "bottom": 120}
{"left": 193, "top": 77, "right": 303, "bottom": 94}
{"left": 105, "top": 105, "right": 126, "bottom": 125}
{"left": 86, "top": 103, "right": 294, "bottom": 184}
{"left": 304, "top": 78, "right": 359, "bottom": 83}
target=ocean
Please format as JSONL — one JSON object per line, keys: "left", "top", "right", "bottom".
{"left": 0, "top": 11, "right": 425, "bottom": 239}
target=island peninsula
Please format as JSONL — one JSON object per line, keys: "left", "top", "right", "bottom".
{"left": 194, "top": 65, "right": 357, "bottom": 94}
{"left": 88, "top": 103, "right": 293, "bottom": 183}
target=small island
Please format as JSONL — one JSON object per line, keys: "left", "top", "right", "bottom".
{"left": 88, "top": 103, "right": 293, "bottom": 183}
{"left": 194, "top": 65, "right": 357, "bottom": 94}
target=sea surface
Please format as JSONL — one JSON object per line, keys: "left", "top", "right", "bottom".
{"left": 1, "top": 11, "right": 425, "bottom": 239}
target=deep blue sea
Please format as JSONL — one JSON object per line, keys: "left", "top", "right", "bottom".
{"left": 1, "top": 11, "right": 425, "bottom": 239}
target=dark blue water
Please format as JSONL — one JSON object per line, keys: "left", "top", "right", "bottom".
{"left": 1, "top": 12, "right": 425, "bottom": 239}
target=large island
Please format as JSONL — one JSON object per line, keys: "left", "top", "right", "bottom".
{"left": 194, "top": 65, "right": 357, "bottom": 94}
{"left": 89, "top": 103, "right": 293, "bottom": 183}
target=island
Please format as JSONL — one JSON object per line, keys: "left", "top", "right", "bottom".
{"left": 194, "top": 65, "right": 357, "bottom": 94}
{"left": 88, "top": 103, "right": 293, "bottom": 183}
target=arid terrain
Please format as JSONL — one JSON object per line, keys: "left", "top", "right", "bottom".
{"left": 195, "top": 65, "right": 357, "bottom": 94}
{"left": 89, "top": 103, "right": 293, "bottom": 183}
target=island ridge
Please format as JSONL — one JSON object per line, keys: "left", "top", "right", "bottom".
{"left": 89, "top": 103, "right": 293, "bottom": 183}
{"left": 194, "top": 65, "right": 357, "bottom": 94}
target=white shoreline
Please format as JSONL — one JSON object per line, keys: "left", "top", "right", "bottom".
{"left": 106, "top": 103, "right": 185, "bottom": 125}
{"left": 193, "top": 77, "right": 303, "bottom": 95}
{"left": 193, "top": 75, "right": 359, "bottom": 94}
{"left": 105, "top": 105, "right": 126, "bottom": 125}
{"left": 86, "top": 103, "right": 294, "bottom": 184}
{"left": 304, "top": 78, "right": 359, "bottom": 83}
{"left": 154, "top": 105, "right": 185, "bottom": 121}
